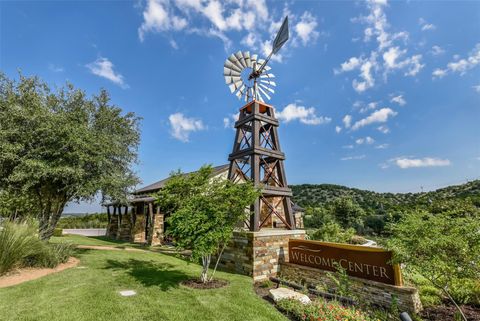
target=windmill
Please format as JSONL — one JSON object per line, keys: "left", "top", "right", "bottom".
{"left": 224, "top": 17, "right": 296, "bottom": 231}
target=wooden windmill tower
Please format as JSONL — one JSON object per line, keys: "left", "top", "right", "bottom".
{"left": 223, "top": 17, "right": 295, "bottom": 231}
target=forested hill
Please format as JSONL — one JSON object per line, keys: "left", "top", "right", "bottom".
{"left": 290, "top": 180, "right": 480, "bottom": 211}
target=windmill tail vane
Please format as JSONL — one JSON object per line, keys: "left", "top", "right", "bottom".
{"left": 223, "top": 16, "right": 289, "bottom": 103}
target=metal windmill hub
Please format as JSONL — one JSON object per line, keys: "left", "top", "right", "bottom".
{"left": 223, "top": 51, "right": 276, "bottom": 103}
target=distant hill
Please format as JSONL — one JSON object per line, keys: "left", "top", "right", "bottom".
{"left": 290, "top": 180, "right": 480, "bottom": 212}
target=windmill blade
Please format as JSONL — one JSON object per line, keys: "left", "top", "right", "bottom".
{"left": 223, "top": 67, "right": 241, "bottom": 77}
{"left": 259, "top": 83, "right": 275, "bottom": 94}
{"left": 235, "top": 51, "right": 247, "bottom": 68}
{"left": 229, "top": 84, "right": 237, "bottom": 93}
{"left": 228, "top": 54, "right": 243, "bottom": 71}
{"left": 224, "top": 60, "right": 242, "bottom": 72}
{"left": 272, "top": 16, "right": 289, "bottom": 54}
{"left": 257, "top": 93, "right": 265, "bottom": 102}
{"left": 260, "top": 73, "right": 275, "bottom": 79}
{"left": 258, "top": 85, "right": 271, "bottom": 100}
{"left": 244, "top": 52, "right": 252, "bottom": 67}
{"left": 224, "top": 75, "right": 241, "bottom": 85}
{"left": 233, "top": 79, "right": 242, "bottom": 89}
{"left": 251, "top": 54, "right": 258, "bottom": 63}
{"left": 260, "top": 79, "right": 276, "bottom": 86}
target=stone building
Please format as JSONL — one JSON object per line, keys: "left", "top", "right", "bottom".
{"left": 105, "top": 164, "right": 304, "bottom": 245}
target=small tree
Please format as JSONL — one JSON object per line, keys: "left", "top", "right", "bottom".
{"left": 387, "top": 208, "right": 480, "bottom": 321}
{"left": 0, "top": 73, "right": 140, "bottom": 239}
{"left": 157, "top": 165, "right": 260, "bottom": 283}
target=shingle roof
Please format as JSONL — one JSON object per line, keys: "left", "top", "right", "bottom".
{"left": 133, "top": 164, "right": 230, "bottom": 195}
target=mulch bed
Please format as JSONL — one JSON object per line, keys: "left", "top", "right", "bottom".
{"left": 420, "top": 303, "right": 480, "bottom": 321}
{"left": 181, "top": 278, "right": 228, "bottom": 289}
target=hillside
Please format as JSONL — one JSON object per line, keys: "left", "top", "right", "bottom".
{"left": 290, "top": 180, "right": 480, "bottom": 212}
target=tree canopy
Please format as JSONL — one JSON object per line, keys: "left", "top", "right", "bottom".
{"left": 0, "top": 73, "right": 141, "bottom": 239}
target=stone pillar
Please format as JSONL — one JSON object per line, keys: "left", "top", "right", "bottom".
{"left": 218, "top": 229, "right": 306, "bottom": 282}
{"left": 150, "top": 213, "right": 164, "bottom": 246}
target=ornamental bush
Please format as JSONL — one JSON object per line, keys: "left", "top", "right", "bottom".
{"left": 277, "top": 298, "right": 376, "bottom": 321}
{"left": 0, "top": 220, "right": 75, "bottom": 274}
{"left": 0, "top": 220, "right": 44, "bottom": 274}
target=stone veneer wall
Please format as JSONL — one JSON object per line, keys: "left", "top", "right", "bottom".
{"left": 280, "top": 262, "right": 422, "bottom": 314}
{"left": 217, "top": 229, "right": 306, "bottom": 282}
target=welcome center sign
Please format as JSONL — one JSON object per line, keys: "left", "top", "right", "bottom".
{"left": 288, "top": 239, "right": 403, "bottom": 286}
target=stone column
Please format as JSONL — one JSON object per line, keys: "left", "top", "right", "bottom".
{"left": 217, "top": 228, "right": 306, "bottom": 282}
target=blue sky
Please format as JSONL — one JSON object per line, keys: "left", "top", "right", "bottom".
{"left": 1, "top": 0, "right": 479, "bottom": 213}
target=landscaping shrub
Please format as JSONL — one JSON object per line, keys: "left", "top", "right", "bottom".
{"left": 450, "top": 278, "right": 480, "bottom": 306}
{"left": 24, "top": 243, "right": 75, "bottom": 268}
{"left": 0, "top": 221, "right": 76, "bottom": 274}
{"left": 309, "top": 221, "right": 355, "bottom": 243}
{"left": 0, "top": 220, "right": 44, "bottom": 275}
{"left": 276, "top": 298, "right": 375, "bottom": 321}
{"left": 53, "top": 228, "right": 63, "bottom": 237}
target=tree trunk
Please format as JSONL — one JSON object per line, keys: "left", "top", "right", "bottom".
{"left": 201, "top": 255, "right": 211, "bottom": 283}
{"left": 442, "top": 286, "right": 467, "bottom": 321}
{"left": 209, "top": 243, "right": 226, "bottom": 282}
{"left": 38, "top": 198, "right": 66, "bottom": 241}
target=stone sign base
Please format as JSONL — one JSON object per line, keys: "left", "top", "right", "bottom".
{"left": 217, "top": 229, "right": 306, "bottom": 282}
{"left": 280, "top": 262, "right": 422, "bottom": 314}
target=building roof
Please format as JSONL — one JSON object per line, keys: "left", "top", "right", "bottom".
{"left": 133, "top": 164, "right": 230, "bottom": 195}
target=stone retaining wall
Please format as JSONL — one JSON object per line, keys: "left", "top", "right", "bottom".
{"left": 280, "top": 262, "right": 422, "bottom": 314}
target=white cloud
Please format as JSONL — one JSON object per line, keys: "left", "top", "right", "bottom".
{"left": 336, "top": 57, "right": 361, "bottom": 74}
{"left": 377, "top": 125, "right": 390, "bottom": 134}
{"left": 352, "top": 60, "right": 375, "bottom": 92}
{"left": 169, "top": 39, "right": 179, "bottom": 49}
{"left": 360, "top": 101, "right": 378, "bottom": 113}
{"left": 356, "top": 136, "right": 375, "bottom": 145}
{"left": 351, "top": 108, "right": 397, "bottom": 130}
{"left": 393, "top": 157, "right": 451, "bottom": 169}
{"left": 391, "top": 95, "right": 406, "bottom": 106}
{"left": 431, "top": 45, "right": 445, "bottom": 56}
{"left": 342, "top": 144, "right": 354, "bottom": 149}
{"left": 473, "top": 85, "right": 480, "bottom": 93}
{"left": 382, "top": 47, "right": 424, "bottom": 76}
{"left": 432, "top": 68, "right": 447, "bottom": 79}
{"left": 137, "top": 0, "right": 320, "bottom": 58}
{"left": 48, "top": 63, "right": 64, "bottom": 72}
{"left": 86, "top": 57, "right": 128, "bottom": 88}
{"left": 335, "top": 126, "right": 342, "bottom": 133}
{"left": 276, "top": 103, "right": 331, "bottom": 125}
{"left": 169, "top": 113, "right": 205, "bottom": 142}
{"left": 419, "top": 18, "right": 436, "bottom": 31}
{"left": 223, "top": 113, "right": 239, "bottom": 129}
{"left": 433, "top": 43, "right": 480, "bottom": 78}
{"left": 138, "top": 0, "right": 188, "bottom": 41}
{"left": 295, "top": 12, "right": 319, "bottom": 46}
{"left": 342, "top": 114, "right": 352, "bottom": 128}
{"left": 337, "top": 1, "right": 425, "bottom": 92}
{"left": 375, "top": 143, "right": 389, "bottom": 149}
{"left": 341, "top": 155, "right": 366, "bottom": 161}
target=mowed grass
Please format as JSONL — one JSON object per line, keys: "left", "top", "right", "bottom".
{"left": 0, "top": 243, "right": 287, "bottom": 321}
{"left": 51, "top": 234, "right": 140, "bottom": 247}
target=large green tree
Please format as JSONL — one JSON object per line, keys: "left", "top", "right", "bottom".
{"left": 156, "top": 165, "right": 260, "bottom": 283}
{"left": 0, "top": 73, "right": 140, "bottom": 239}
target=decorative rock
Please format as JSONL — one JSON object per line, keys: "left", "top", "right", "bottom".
{"left": 269, "top": 287, "right": 311, "bottom": 305}
{"left": 119, "top": 290, "right": 137, "bottom": 297}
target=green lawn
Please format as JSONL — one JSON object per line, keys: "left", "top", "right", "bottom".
{"left": 51, "top": 234, "right": 141, "bottom": 247}
{"left": 0, "top": 243, "right": 286, "bottom": 321}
